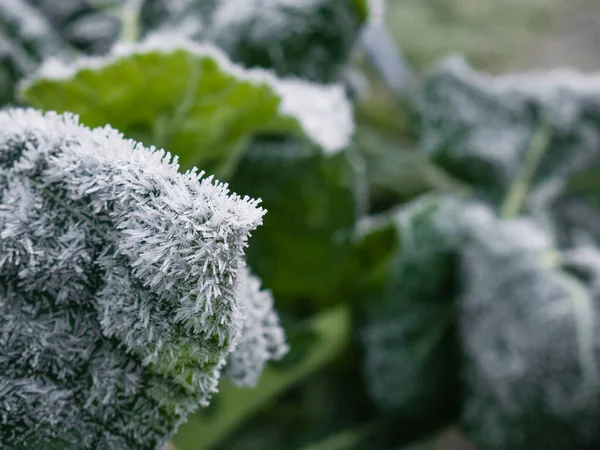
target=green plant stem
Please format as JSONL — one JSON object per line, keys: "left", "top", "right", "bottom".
{"left": 297, "top": 420, "right": 384, "bottom": 450}
{"left": 119, "top": 0, "right": 143, "bottom": 43}
{"left": 556, "top": 271, "right": 599, "bottom": 393}
{"left": 416, "top": 156, "right": 471, "bottom": 198}
{"left": 500, "top": 124, "right": 551, "bottom": 219}
{"left": 173, "top": 305, "right": 352, "bottom": 450}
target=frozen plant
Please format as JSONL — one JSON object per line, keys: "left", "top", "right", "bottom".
{"left": 0, "top": 108, "right": 286, "bottom": 450}
{"left": 226, "top": 266, "right": 289, "bottom": 387}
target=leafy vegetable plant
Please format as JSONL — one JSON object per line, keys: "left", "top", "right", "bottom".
{"left": 4, "top": 1, "right": 600, "bottom": 450}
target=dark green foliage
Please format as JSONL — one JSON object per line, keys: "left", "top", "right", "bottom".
{"left": 359, "top": 196, "right": 465, "bottom": 433}
{"left": 459, "top": 207, "right": 600, "bottom": 450}
{"left": 142, "top": 0, "right": 368, "bottom": 83}
{"left": 9, "top": 1, "right": 600, "bottom": 449}
{"left": 204, "top": 0, "right": 367, "bottom": 83}
{"left": 0, "top": 108, "right": 280, "bottom": 449}
{"left": 413, "top": 56, "right": 600, "bottom": 207}
{"left": 228, "top": 136, "right": 363, "bottom": 299}
{"left": 0, "top": 0, "right": 123, "bottom": 106}
{"left": 0, "top": 0, "right": 68, "bottom": 105}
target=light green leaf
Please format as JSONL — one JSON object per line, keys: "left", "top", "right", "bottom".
{"left": 21, "top": 35, "right": 354, "bottom": 172}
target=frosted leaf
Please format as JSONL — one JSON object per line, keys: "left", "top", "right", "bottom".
{"left": 22, "top": 34, "right": 354, "bottom": 160}
{"left": 459, "top": 208, "right": 600, "bottom": 450}
{"left": 550, "top": 194, "right": 600, "bottom": 248}
{"left": 0, "top": 108, "right": 266, "bottom": 449}
{"left": 359, "top": 195, "right": 468, "bottom": 426}
{"left": 202, "top": 0, "right": 367, "bottom": 83}
{"left": 226, "top": 266, "right": 288, "bottom": 387}
{"left": 140, "top": 0, "right": 212, "bottom": 39}
{"left": 414, "top": 56, "right": 600, "bottom": 206}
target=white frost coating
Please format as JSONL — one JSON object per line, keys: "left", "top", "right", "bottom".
{"left": 441, "top": 55, "right": 600, "bottom": 107}
{"left": 0, "top": 107, "right": 275, "bottom": 448}
{"left": 22, "top": 33, "right": 355, "bottom": 154}
{"left": 459, "top": 209, "right": 600, "bottom": 450}
{"left": 226, "top": 265, "right": 288, "bottom": 387}
{"left": 212, "top": 0, "right": 322, "bottom": 36}
{"left": 416, "top": 55, "right": 600, "bottom": 205}
{"left": 274, "top": 78, "right": 354, "bottom": 154}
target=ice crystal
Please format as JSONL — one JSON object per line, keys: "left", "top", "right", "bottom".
{"left": 226, "top": 266, "right": 288, "bottom": 387}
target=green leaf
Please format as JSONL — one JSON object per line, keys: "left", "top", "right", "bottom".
{"left": 413, "top": 56, "right": 600, "bottom": 209}
{"left": 195, "top": 0, "right": 367, "bottom": 83}
{"left": 459, "top": 207, "right": 600, "bottom": 450}
{"left": 549, "top": 194, "right": 600, "bottom": 248}
{"left": 21, "top": 36, "right": 355, "bottom": 173}
{"left": 227, "top": 136, "right": 364, "bottom": 300}
{"left": 173, "top": 305, "right": 351, "bottom": 450}
{"left": 358, "top": 195, "right": 466, "bottom": 434}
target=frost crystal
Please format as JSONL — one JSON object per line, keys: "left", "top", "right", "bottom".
{"left": 0, "top": 108, "right": 268, "bottom": 449}
{"left": 226, "top": 266, "right": 288, "bottom": 387}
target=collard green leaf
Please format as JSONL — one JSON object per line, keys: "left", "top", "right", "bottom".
{"left": 413, "top": 56, "right": 600, "bottom": 209}
{"left": 359, "top": 195, "right": 466, "bottom": 433}
{"left": 227, "top": 136, "right": 363, "bottom": 299}
{"left": 21, "top": 35, "right": 354, "bottom": 173}
{"left": 143, "top": 0, "right": 370, "bottom": 83}
{"left": 205, "top": 0, "right": 367, "bottom": 83}
{"left": 459, "top": 206, "right": 600, "bottom": 450}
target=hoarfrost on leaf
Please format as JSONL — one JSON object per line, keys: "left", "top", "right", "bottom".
{"left": 414, "top": 56, "right": 600, "bottom": 207}
{"left": 226, "top": 265, "right": 288, "bottom": 387}
{"left": 459, "top": 206, "right": 600, "bottom": 450}
{"left": 0, "top": 0, "right": 69, "bottom": 104}
{"left": 359, "top": 195, "right": 468, "bottom": 427}
{"left": 200, "top": 0, "right": 367, "bottom": 82}
{"left": 0, "top": 107, "right": 271, "bottom": 449}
